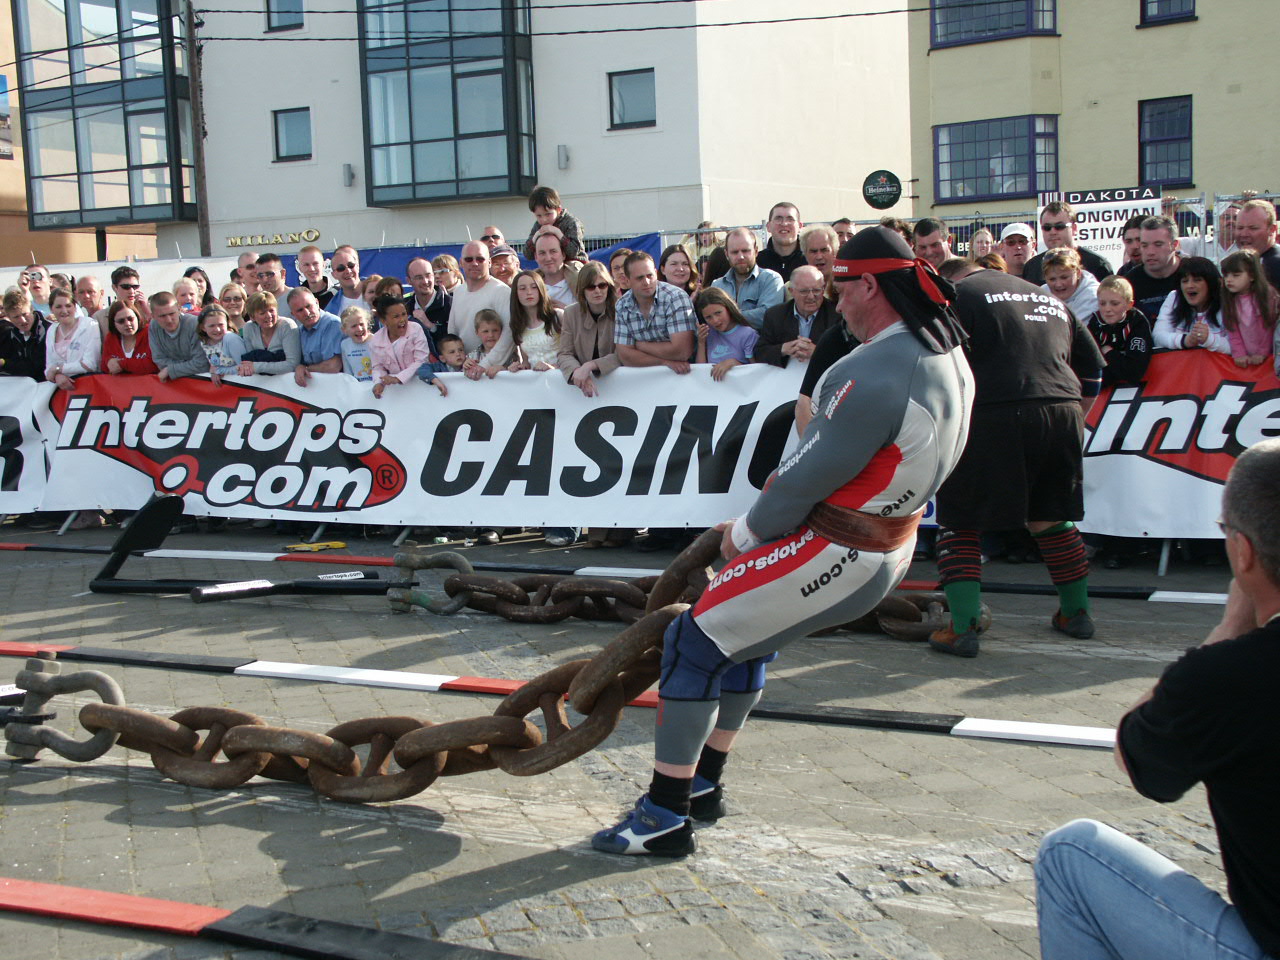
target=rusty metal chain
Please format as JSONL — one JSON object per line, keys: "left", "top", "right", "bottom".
{"left": 8, "top": 528, "right": 985, "bottom": 804}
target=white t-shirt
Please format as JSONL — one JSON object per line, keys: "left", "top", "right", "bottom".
{"left": 448, "top": 276, "right": 513, "bottom": 367}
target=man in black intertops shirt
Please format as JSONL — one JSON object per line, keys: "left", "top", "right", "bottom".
{"left": 1126, "top": 214, "right": 1183, "bottom": 323}
{"left": 1023, "top": 201, "right": 1113, "bottom": 286}
{"left": 928, "top": 260, "right": 1104, "bottom": 658}
{"left": 756, "top": 202, "right": 807, "bottom": 282}
{"left": 1035, "top": 438, "right": 1280, "bottom": 960}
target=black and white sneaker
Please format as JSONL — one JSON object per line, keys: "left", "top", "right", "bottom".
{"left": 591, "top": 795, "right": 696, "bottom": 857}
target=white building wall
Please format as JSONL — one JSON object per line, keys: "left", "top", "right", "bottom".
{"left": 693, "top": 0, "right": 914, "bottom": 229}
{"left": 161, "top": 0, "right": 911, "bottom": 257}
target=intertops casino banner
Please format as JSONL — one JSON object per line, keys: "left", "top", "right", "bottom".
{"left": 30, "top": 367, "right": 804, "bottom": 527}
{"left": 3, "top": 352, "right": 1276, "bottom": 537}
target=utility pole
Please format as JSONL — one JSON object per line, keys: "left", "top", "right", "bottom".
{"left": 185, "top": 0, "right": 212, "bottom": 257}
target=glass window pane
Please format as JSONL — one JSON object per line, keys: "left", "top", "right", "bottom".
{"left": 130, "top": 166, "right": 170, "bottom": 206}
{"left": 20, "top": 0, "right": 68, "bottom": 52}
{"left": 457, "top": 136, "right": 506, "bottom": 179}
{"left": 611, "top": 70, "right": 656, "bottom": 127}
{"left": 372, "top": 144, "right": 412, "bottom": 185}
{"left": 452, "top": 0, "right": 501, "bottom": 35}
{"left": 77, "top": 0, "right": 121, "bottom": 84}
{"left": 268, "top": 0, "right": 304, "bottom": 30}
{"left": 368, "top": 72, "right": 410, "bottom": 143}
{"left": 29, "top": 111, "right": 78, "bottom": 176}
{"left": 123, "top": 38, "right": 164, "bottom": 78}
{"left": 520, "top": 134, "right": 534, "bottom": 178}
{"left": 410, "top": 65, "right": 452, "bottom": 139}
{"left": 275, "top": 109, "right": 312, "bottom": 159}
{"left": 518, "top": 59, "right": 533, "bottom": 135}
{"left": 121, "top": 0, "right": 159, "bottom": 36}
{"left": 128, "top": 111, "right": 168, "bottom": 165}
{"left": 366, "top": 4, "right": 404, "bottom": 47}
{"left": 82, "top": 170, "right": 130, "bottom": 209}
{"left": 408, "top": 0, "right": 448, "bottom": 40}
{"left": 413, "top": 139, "right": 455, "bottom": 181}
{"left": 456, "top": 72, "right": 504, "bottom": 134}
{"left": 32, "top": 175, "right": 81, "bottom": 212}
{"left": 77, "top": 105, "right": 127, "bottom": 170}
{"left": 24, "top": 52, "right": 71, "bottom": 90}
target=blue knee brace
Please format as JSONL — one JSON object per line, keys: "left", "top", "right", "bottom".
{"left": 658, "top": 612, "right": 777, "bottom": 701}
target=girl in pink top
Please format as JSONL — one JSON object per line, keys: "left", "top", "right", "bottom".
{"left": 369, "top": 295, "right": 447, "bottom": 399}
{"left": 1220, "top": 250, "right": 1277, "bottom": 368}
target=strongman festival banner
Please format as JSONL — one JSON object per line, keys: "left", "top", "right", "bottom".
{"left": 1037, "top": 186, "right": 1161, "bottom": 274}
{"left": 2, "top": 352, "right": 1274, "bottom": 537}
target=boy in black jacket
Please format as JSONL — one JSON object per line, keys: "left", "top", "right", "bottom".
{"left": 1086, "top": 275, "right": 1152, "bottom": 386}
{"left": 0, "top": 288, "right": 49, "bottom": 380}
{"left": 1084, "top": 275, "right": 1152, "bottom": 568}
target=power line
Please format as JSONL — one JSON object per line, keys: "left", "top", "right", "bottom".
{"left": 201, "top": 3, "right": 923, "bottom": 37}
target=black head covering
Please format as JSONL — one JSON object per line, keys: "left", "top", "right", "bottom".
{"left": 832, "top": 226, "right": 967, "bottom": 353}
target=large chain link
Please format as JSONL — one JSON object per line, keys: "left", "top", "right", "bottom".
{"left": 8, "top": 529, "right": 982, "bottom": 802}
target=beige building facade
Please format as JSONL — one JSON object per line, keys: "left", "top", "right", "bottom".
{"left": 908, "top": 1, "right": 1274, "bottom": 226}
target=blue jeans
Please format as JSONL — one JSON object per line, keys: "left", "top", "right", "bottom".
{"left": 1036, "top": 819, "right": 1273, "bottom": 960}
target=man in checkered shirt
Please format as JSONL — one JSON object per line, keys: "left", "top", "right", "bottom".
{"left": 614, "top": 251, "right": 697, "bottom": 373}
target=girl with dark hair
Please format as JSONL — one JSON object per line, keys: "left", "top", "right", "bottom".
{"left": 102, "top": 300, "right": 158, "bottom": 375}
{"left": 1219, "top": 250, "right": 1278, "bottom": 368}
{"left": 507, "top": 270, "right": 563, "bottom": 371}
{"left": 694, "top": 287, "right": 758, "bottom": 381}
{"left": 368, "top": 294, "right": 446, "bottom": 399}
{"left": 1153, "top": 256, "right": 1229, "bottom": 353}
{"left": 183, "top": 266, "right": 217, "bottom": 306}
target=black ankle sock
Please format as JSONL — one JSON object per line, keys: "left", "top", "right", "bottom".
{"left": 647, "top": 771, "right": 692, "bottom": 817}
{"left": 695, "top": 745, "right": 728, "bottom": 786}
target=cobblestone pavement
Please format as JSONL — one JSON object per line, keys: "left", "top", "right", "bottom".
{"left": 0, "top": 524, "right": 1231, "bottom": 960}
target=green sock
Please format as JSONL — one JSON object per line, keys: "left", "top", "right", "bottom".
{"left": 944, "top": 581, "right": 983, "bottom": 632}
{"left": 1031, "top": 521, "right": 1091, "bottom": 618}
{"left": 1055, "top": 578, "right": 1090, "bottom": 618}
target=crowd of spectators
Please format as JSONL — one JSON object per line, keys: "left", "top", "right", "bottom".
{"left": 4, "top": 186, "right": 1278, "bottom": 548}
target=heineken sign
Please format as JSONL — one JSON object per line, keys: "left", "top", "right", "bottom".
{"left": 862, "top": 170, "right": 902, "bottom": 210}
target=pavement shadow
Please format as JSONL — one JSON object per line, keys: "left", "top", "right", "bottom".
{"left": 3, "top": 758, "right": 646, "bottom": 931}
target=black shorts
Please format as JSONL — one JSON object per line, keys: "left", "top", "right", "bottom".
{"left": 936, "top": 400, "right": 1084, "bottom": 530}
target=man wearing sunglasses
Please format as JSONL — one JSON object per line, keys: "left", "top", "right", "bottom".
{"left": 479, "top": 226, "right": 505, "bottom": 251}
{"left": 1022, "top": 201, "right": 1113, "bottom": 286}
{"left": 325, "top": 245, "right": 365, "bottom": 318}
{"left": 236, "top": 251, "right": 260, "bottom": 294}
{"left": 447, "top": 241, "right": 513, "bottom": 368}
{"left": 93, "top": 266, "right": 150, "bottom": 336}
{"left": 1036, "top": 438, "right": 1280, "bottom": 960}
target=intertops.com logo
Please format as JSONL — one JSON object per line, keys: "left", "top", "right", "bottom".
{"left": 50, "top": 381, "right": 405, "bottom": 511}
{"left": 1084, "top": 379, "right": 1280, "bottom": 484}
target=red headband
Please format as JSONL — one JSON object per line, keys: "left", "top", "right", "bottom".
{"left": 832, "top": 257, "right": 949, "bottom": 306}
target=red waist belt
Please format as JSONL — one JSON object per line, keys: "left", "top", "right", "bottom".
{"left": 806, "top": 502, "right": 921, "bottom": 553}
